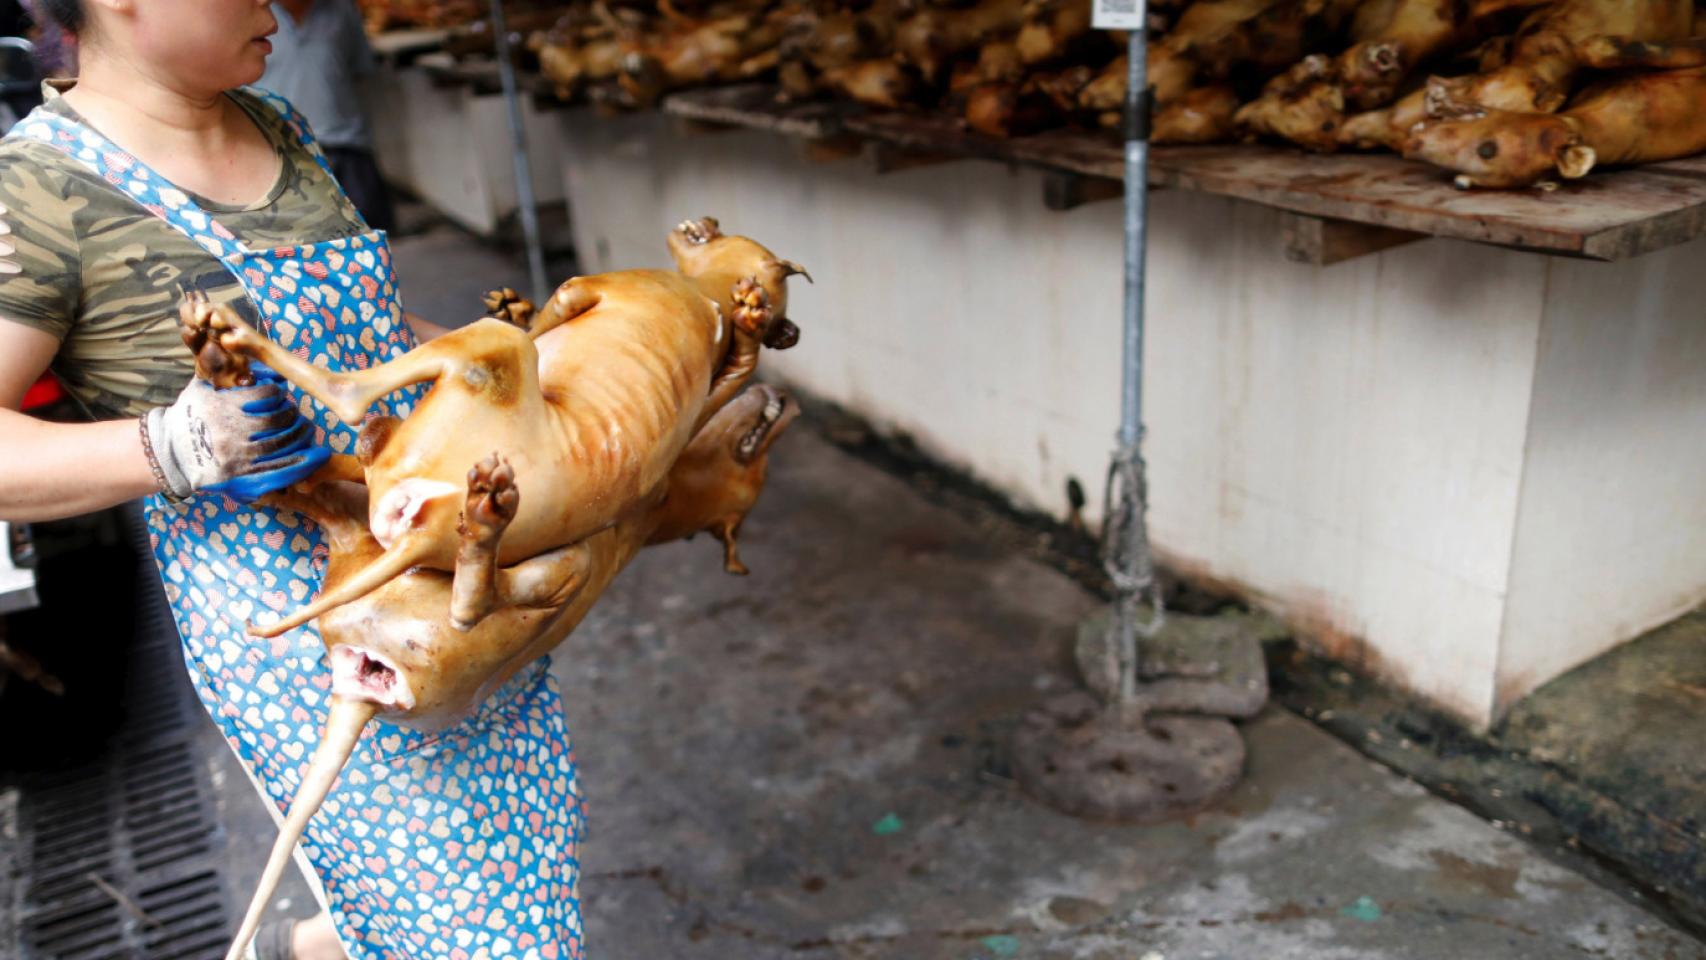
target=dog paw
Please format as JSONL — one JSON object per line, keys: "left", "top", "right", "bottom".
{"left": 177, "top": 291, "right": 255, "bottom": 388}
{"left": 676, "top": 216, "right": 722, "bottom": 246}
{"left": 730, "top": 277, "right": 772, "bottom": 338}
{"left": 462, "top": 453, "right": 520, "bottom": 548}
{"left": 482, "top": 288, "right": 536, "bottom": 328}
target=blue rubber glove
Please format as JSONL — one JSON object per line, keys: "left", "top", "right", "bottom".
{"left": 145, "top": 364, "right": 330, "bottom": 503}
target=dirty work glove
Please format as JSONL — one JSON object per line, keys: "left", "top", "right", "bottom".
{"left": 142, "top": 364, "right": 329, "bottom": 503}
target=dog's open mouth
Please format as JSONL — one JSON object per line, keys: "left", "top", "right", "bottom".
{"left": 330, "top": 646, "right": 416, "bottom": 711}
{"left": 735, "top": 387, "right": 792, "bottom": 463}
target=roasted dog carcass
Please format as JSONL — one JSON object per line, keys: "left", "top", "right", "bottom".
{"left": 357, "top": 0, "right": 482, "bottom": 35}
{"left": 187, "top": 218, "right": 804, "bottom": 642}
{"left": 1429, "top": 0, "right": 1693, "bottom": 111}
{"left": 1405, "top": 65, "right": 1706, "bottom": 186}
{"left": 617, "top": 0, "right": 804, "bottom": 106}
{"left": 224, "top": 383, "right": 800, "bottom": 960}
{"left": 535, "top": 7, "right": 635, "bottom": 101}
{"left": 203, "top": 218, "right": 809, "bottom": 960}
{"left": 1234, "top": 0, "right": 1469, "bottom": 149}
{"left": 895, "top": 0, "right": 1030, "bottom": 85}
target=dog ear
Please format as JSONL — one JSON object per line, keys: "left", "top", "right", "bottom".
{"left": 1556, "top": 143, "right": 1596, "bottom": 179}
{"left": 771, "top": 259, "right": 813, "bottom": 284}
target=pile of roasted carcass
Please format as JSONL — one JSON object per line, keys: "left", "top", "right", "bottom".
{"left": 450, "top": 0, "right": 1706, "bottom": 189}
{"left": 357, "top": 0, "right": 489, "bottom": 33}
{"left": 198, "top": 218, "right": 806, "bottom": 960}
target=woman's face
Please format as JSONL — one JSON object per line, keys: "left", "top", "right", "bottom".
{"left": 93, "top": 0, "right": 278, "bottom": 94}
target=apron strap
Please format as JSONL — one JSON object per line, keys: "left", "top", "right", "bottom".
{"left": 242, "top": 86, "right": 369, "bottom": 229}
{"left": 5, "top": 106, "right": 250, "bottom": 260}
{"left": 3, "top": 87, "right": 372, "bottom": 259}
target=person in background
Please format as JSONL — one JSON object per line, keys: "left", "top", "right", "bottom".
{"left": 260, "top": 0, "right": 396, "bottom": 232}
{"left": 1, "top": 0, "right": 28, "bottom": 37}
{"left": 21, "top": 0, "right": 74, "bottom": 77}
{"left": 0, "top": 1, "right": 42, "bottom": 132}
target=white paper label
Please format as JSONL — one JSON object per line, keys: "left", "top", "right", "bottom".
{"left": 1092, "top": 0, "right": 1143, "bottom": 30}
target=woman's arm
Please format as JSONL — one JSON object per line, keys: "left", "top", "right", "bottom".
{"left": 405, "top": 311, "right": 450, "bottom": 343}
{"left": 0, "top": 321, "right": 159, "bottom": 522}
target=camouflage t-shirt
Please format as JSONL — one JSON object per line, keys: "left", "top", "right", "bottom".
{"left": 0, "top": 87, "right": 368, "bottom": 419}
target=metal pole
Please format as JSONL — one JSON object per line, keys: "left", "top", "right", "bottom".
{"left": 488, "top": 0, "right": 550, "bottom": 304}
{"left": 1114, "top": 23, "right": 1157, "bottom": 713}
{"left": 1121, "top": 34, "right": 1149, "bottom": 451}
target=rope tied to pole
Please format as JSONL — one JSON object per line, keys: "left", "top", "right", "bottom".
{"left": 1101, "top": 438, "right": 1165, "bottom": 636}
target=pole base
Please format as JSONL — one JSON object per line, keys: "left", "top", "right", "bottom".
{"left": 1012, "top": 690, "right": 1244, "bottom": 824}
{"left": 1075, "top": 607, "right": 1277, "bottom": 719}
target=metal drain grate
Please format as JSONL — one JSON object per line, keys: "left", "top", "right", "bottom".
{"left": 14, "top": 505, "right": 233, "bottom": 960}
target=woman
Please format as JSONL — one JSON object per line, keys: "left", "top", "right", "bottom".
{"left": 0, "top": 2, "right": 585, "bottom": 959}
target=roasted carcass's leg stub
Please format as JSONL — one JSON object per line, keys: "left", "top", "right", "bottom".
{"left": 820, "top": 58, "right": 919, "bottom": 109}
{"left": 1335, "top": 0, "right": 1465, "bottom": 109}
{"left": 950, "top": 39, "right": 1027, "bottom": 94}
{"left": 1575, "top": 33, "right": 1706, "bottom": 69}
{"left": 1154, "top": 85, "right": 1242, "bottom": 142}
{"left": 1015, "top": 0, "right": 1097, "bottom": 66}
{"left": 617, "top": 2, "right": 796, "bottom": 106}
{"left": 538, "top": 32, "right": 627, "bottom": 99}
{"left": 1077, "top": 0, "right": 1288, "bottom": 118}
{"left": 776, "top": 0, "right": 905, "bottom": 102}
{"left": 965, "top": 81, "right": 1052, "bottom": 136}
{"left": 1234, "top": 75, "right": 1348, "bottom": 149}
{"left": 220, "top": 382, "right": 802, "bottom": 960}
{"left": 1336, "top": 84, "right": 1432, "bottom": 148}
{"left": 894, "top": 0, "right": 1029, "bottom": 85}
{"left": 1189, "top": 0, "right": 1366, "bottom": 81}
{"left": 182, "top": 219, "right": 804, "bottom": 637}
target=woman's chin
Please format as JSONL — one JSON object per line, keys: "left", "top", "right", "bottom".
{"left": 224, "top": 45, "right": 271, "bottom": 87}
{"left": 228, "top": 60, "right": 268, "bottom": 90}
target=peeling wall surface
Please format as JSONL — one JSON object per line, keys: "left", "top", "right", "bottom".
{"left": 554, "top": 109, "right": 1706, "bottom": 728}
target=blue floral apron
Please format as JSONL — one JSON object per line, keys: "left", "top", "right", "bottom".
{"left": 8, "top": 90, "right": 585, "bottom": 960}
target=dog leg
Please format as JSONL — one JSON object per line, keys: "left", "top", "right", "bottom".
{"left": 312, "top": 454, "right": 368, "bottom": 487}
{"left": 521, "top": 278, "right": 604, "bottom": 340}
{"left": 694, "top": 277, "right": 771, "bottom": 433}
{"left": 714, "top": 516, "right": 749, "bottom": 576}
{"left": 451, "top": 454, "right": 519, "bottom": 630}
{"left": 180, "top": 296, "right": 519, "bottom": 426}
{"left": 249, "top": 535, "right": 436, "bottom": 638}
{"left": 451, "top": 454, "right": 592, "bottom": 630}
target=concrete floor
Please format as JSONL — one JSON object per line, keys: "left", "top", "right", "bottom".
{"left": 206, "top": 224, "right": 1706, "bottom": 959}
{"left": 1497, "top": 608, "right": 1706, "bottom": 929}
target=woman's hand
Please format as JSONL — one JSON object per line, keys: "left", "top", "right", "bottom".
{"left": 142, "top": 364, "right": 330, "bottom": 502}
